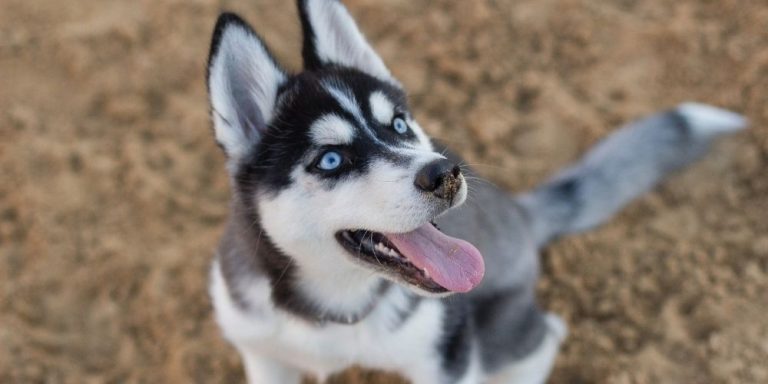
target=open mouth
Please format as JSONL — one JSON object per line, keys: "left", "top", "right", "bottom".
{"left": 335, "top": 223, "right": 485, "bottom": 294}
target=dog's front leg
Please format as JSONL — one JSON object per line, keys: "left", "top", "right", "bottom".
{"left": 236, "top": 347, "right": 301, "bottom": 384}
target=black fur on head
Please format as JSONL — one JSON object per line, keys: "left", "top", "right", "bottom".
{"left": 206, "top": 6, "right": 416, "bottom": 198}
{"left": 237, "top": 68, "right": 413, "bottom": 199}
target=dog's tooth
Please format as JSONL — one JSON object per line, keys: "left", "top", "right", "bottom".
{"left": 375, "top": 242, "right": 388, "bottom": 254}
{"left": 422, "top": 267, "right": 429, "bottom": 277}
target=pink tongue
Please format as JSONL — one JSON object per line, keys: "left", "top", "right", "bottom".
{"left": 386, "top": 224, "right": 484, "bottom": 292}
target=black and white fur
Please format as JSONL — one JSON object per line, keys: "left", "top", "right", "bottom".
{"left": 205, "top": 1, "right": 747, "bottom": 383}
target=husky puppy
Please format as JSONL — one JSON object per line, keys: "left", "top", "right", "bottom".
{"left": 206, "top": 1, "right": 746, "bottom": 382}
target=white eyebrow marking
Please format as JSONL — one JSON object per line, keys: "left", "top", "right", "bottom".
{"left": 369, "top": 91, "right": 395, "bottom": 125}
{"left": 321, "top": 80, "right": 366, "bottom": 126}
{"left": 309, "top": 114, "right": 356, "bottom": 145}
{"left": 321, "top": 79, "right": 385, "bottom": 145}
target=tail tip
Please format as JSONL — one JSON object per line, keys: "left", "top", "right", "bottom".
{"left": 676, "top": 102, "right": 748, "bottom": 137}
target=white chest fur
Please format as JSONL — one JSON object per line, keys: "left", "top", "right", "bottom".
{"left": 209, "top": 261, "right": 474, "bottom": 382}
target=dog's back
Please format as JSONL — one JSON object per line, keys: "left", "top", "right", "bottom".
{"left": 433, "top": 103, "right": 746, "bottom": 378}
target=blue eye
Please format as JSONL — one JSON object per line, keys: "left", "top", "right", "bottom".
{"left": 392, "top": 117, "right": 409, "bottom": 134}
{"left": 317, "top": 151, "right": 343, "bottom": 171}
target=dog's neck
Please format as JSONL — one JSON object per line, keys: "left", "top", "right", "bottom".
{"left": 221, "top": 196, "right": 391, "bottom": 325}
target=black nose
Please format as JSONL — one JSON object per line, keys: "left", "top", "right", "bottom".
{"left": 414, "top": 159, "right": 462, "bottom": 199}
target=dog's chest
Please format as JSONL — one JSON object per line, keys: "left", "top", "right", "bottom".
{"left": 266, "top": 307, "right": 441, "bottom": 376}
{"left": 212, "top": 265, "right": 446, "bottom": 378}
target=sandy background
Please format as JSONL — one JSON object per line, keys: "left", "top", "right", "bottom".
{"left": 1, "top": 0, "right": 767, "bottom": 383}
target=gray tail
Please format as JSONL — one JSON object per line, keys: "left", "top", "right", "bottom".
{"left": 516, "top": 102, "right": 747, "bottom": 248}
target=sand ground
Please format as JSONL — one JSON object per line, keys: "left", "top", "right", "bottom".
{"left": 1, "top": 0, "right": 767, "bottom": 383}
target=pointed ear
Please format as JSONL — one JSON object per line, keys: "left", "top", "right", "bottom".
{"left": 297, "top": 0, "right": 394, "bottom": 82}
{"left": 207, "top": 13, "right": 287, "bottom": 162}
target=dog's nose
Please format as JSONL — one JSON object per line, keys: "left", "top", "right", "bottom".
{"left": 414, "top": 159, "right": 462, "bottom": 200}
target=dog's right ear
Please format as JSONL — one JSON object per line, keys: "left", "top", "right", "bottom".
{"left": 207, "top": 13, "right": 287, "bottom": 162}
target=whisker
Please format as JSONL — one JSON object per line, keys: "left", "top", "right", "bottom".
{"left": 462, "top": 162, "right": 517, "bottom": 171}
{"left": 368, "top": 231, "right": 383, "bottom": 266}
{"left": 272, "top": 257, "right": 293, "bottom": 289}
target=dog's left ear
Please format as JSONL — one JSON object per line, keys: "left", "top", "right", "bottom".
{"left": 297, "top": 0, "right": 394, "bottom": 82}
{"left": 207, "top": 13, "right": 288, "bottom": 163}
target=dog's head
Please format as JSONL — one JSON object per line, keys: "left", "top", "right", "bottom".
{"left": 207, "top": 1, "right": 483, "bottom": 298}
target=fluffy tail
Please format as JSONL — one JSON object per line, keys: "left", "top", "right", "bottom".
{"left": 516, "top": 102, "right": 747, "bottom": 247}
